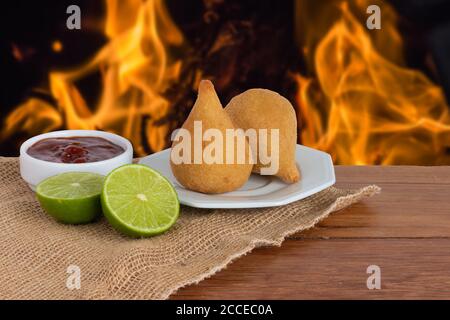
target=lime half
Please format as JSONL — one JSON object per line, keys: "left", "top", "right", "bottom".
{"left": 101, "top": 164, "right": 179, "bottom": 237}
{"left": 36, "top": 172, "right": 104, "bottom": 224}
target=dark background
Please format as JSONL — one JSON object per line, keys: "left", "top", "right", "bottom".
{"left": 1, "top": 0, "right": 449, "bottom": 157}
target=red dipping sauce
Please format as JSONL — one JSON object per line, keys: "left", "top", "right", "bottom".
{"left": 27, "top": 136, "right": 125, "bottom": 163}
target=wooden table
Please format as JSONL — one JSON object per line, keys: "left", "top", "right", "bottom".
{"left": 172, "top": 166, "right": 450, "bottom": 299}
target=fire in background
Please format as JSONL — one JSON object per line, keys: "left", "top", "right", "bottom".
{"left": 1, "top": 0, "right": 449, "bottom": 164}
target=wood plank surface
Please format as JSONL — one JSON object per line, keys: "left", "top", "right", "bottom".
{"left": 171, "top": 166, "right": 450, "bottom": 299}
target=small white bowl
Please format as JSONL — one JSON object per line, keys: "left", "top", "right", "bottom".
{"left": 20, "top": 130, "right": 133, "bottom": 190}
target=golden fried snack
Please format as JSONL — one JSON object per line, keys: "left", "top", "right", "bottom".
{"left": 170, "top": 80, "right": 253, "bottom": 194}
{"left": 225, "top": 88, "right": 300, "bottom": 183}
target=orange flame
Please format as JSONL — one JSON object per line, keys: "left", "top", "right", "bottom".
{"left": 1, "top": 0, "right": 184, "bottom": 155}
{"left": 295, "top": 0, "right": 450, "bottom": 165}
{"left": 2, "top": 0, "right": 450, "bottom": 165}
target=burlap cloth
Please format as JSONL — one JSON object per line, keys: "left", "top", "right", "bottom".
{"left": 0, "top": 157, "right": 379, "bottom": 299}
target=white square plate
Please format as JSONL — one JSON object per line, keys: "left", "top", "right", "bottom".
{"left": 138, "top": 145, "right": 335, "bottom": 209}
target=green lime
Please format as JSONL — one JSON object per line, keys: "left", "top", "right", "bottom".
{"left": 101, "top": 164, "right": 180, "bottom": 237}
{"left": 36, "top": 172, "right": 104, "bottom": 224}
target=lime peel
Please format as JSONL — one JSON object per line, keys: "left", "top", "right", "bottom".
{"left": 36, "top": 172, "right": 104, "bottom": 224}
{"left": 101, "top": 164, "right": 180, "bottom": 237}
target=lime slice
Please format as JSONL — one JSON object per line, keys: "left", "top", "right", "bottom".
{"left": 36, "top": 172, "right": 104, "bottom": 224}
{"left": 101, "top": 164, "right": 180, "bottom": 237}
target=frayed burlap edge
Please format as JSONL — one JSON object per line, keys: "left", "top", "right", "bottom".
{"left": 160, "top": 185, "right": 381, "bottom": 299}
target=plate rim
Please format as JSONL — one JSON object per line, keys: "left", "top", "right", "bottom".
{"left": 138, "top": 145, "right": 335, "bottom": 209}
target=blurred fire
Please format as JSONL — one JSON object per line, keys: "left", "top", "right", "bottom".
{"left": 2, "top": 0, "right": 450, "bottom": 164}
{"left": 1, "top": 0, "right": 185, "bottom": 156}
{"left": 295, "top": 0, "right": 450, "bottom": 164}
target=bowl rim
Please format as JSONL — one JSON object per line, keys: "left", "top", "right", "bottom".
{"left": 20, "top": 129, "right": 133, "bottom": 167}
